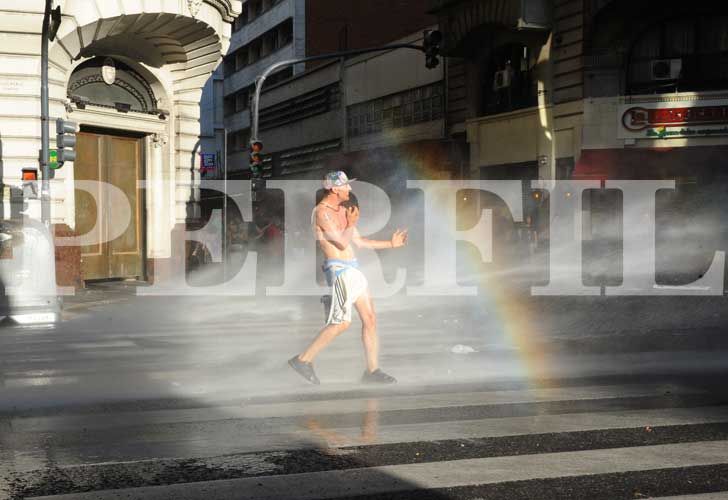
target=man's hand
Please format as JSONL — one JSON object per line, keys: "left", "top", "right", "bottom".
{"left": 390, "top": 229, "right": 408, "bottom": 248}
{"left": 345, "top": 206, "right": 360, "bottom": 227}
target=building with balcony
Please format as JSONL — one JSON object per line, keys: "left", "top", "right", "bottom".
{"left": 428, "top": 0, "right": 556, "bottom": 184}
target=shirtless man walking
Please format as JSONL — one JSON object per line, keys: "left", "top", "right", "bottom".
{"left": 288, "top": 171, "right": 407, "bottom": 385}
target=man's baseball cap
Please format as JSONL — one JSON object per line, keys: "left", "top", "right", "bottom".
{"left": 323, "top": 170, "right": 356, "bottom": 189}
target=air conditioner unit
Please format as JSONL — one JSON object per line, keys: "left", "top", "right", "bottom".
{"left": 493, "top": 69, "right": 512, "bottom": 90}
{"left": 650, "top": 58, "right": 682, "bottom": 80}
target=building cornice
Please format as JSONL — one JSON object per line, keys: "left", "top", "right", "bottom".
{"left": 204, "top": 0, "right": 242, "bottom": 23}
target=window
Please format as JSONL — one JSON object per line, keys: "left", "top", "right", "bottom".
{"left": 224, "top": 18, "right": 294, "bottom": 77}
{"left": 246, "top": 0, "right": 283, "bottom": 22}
{"left": 232, "top": 5, "right": 248, "bottom": 32}
{"left": 235, "top": 89, "right": 249, "bottom": 113}
{"left": 227, "top": 129, "right": 250, "bottom": 153}
{"left": 278, "top": 19, "right": 293, "bottom": 48}
{"left": 249, "top": 40, "right": 261, "bottom": 64}
{"left": 347, "top": 82, "right": 444, "bottom": 137}
{"left": 258, "top": 83, "right": 340, "bottom": 131}
{"left": 252, "top": 0, "right": 262, "bottom": 18}
{"left": 226, "top": 130, "right": 238, "bottom": 152}
{"left": 235, "top": 48, "right": 248, "bottom": 71}
{"left": 223, "top": 55, "right": 235, "bottom": 76}
{"left": 628, "top": 16, "right": 728, "bottom": 94}
{"left": 224, "top": 86, "right": 255, "bottom": 116}
{"left": 481, "top": 43, "right": 538, "bottom": 116}
{"left": 261, "top": 31, "right": 274, "bottom": 57}
{"left": 266, "top": 67, "right": 293, "bottom": 87}
{"left": 224, "top": 95, "right": 236, "bottom": 116}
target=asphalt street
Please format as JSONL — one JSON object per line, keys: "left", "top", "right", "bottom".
{"left": 1, "top": 283, "right": 728, "bottom": 499}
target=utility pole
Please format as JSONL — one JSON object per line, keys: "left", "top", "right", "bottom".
{"left": 40, "top": 0, "right": 52, "bottom": 226}
{"left": 40, "top": 0, "right": 62, "bottom": 226}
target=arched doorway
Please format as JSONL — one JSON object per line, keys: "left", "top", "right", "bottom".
{"left": 68, "top": 58, "right": 159, "bottom": 113}
{"left": 68, "top": 57, "right": 161, "bottom": 281}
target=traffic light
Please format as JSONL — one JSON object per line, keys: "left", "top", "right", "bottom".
{"left": 48, "top": 5, "right": 61, "bottom": 41}
{"left": 56, "top": 118, "right": 77, "bottom": 166}
{"left": 423, "top": 29, "right": 442, "bottom": 69}
{"left": 249, "top": 140, "right": 263, "bottom": 178}
{"left": 22, "top": 168, "right": 38, "bottom": 199}
{"left": 251, "top": 177, "right": 266, "bottom": 202}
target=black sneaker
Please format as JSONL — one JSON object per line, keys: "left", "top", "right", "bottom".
{"left": 288, "top": 356, "right": 320, "bottom": 385}
{"left": 362, "top": 369, "right": 397, "bottom": 384}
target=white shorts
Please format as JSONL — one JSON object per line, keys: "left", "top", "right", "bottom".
{"left": 327, "top": 267, "right": 368, "bottom": 325}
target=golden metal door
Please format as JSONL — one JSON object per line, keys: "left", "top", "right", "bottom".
{"left": 75, "top": 131, "right": 143, "bottom": 281}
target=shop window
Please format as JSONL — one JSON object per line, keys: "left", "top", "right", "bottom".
{"left": 628, "top": 16, "right": 728, "bottom": 94}
{"left": 482, "top": 43, "right": 538, "bottom": 116}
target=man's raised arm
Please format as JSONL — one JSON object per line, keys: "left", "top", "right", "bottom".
{"left": 352, "top": 227, "right": 408, "bottom": 250}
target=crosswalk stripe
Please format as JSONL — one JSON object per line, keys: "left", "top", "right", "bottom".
{"left": 294, "top": 405, "right": 728, "bottom": 448}
{"left": 28, "top": 441, "right": 728, "bottom": 500}
{"left": 7, "top": 407, "right": 728, "bottom": 474}
{"left": 649, "top": 494, "right": 728, "bottom": 499}
{"left": 7, "top": 377, "right": 728, "bottom": 500}
{"left": 206, "top": 383, "right": 698, "bottom": 419}
{"left": 6, "top": 383, "right": 698, "bottom": 433}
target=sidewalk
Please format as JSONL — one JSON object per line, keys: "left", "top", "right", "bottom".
{"left": 60, "top": 280, "right": 147, "bottom": 318}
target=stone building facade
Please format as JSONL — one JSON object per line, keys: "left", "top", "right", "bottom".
{"left": 0, "top": 0, "right": 241, "bottom": 284}
{"left": 429, "top": 0, "right": 728, "bottom": 285}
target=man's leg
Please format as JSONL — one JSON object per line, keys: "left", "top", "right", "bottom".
{"left": 298, "top": 321, "right": 351, "bottom": 364}
{"left": 354, "top": 291, "right": 379, "bottom": 373}
{"left": 355, "top": 292, "right": 396, "bottom": 383}
{"left": 290, "top": 321, "right": 351, "bottom": 384}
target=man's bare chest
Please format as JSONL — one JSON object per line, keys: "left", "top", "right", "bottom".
{"left": 321, "top": 206, "right": 347, "bottom": 231}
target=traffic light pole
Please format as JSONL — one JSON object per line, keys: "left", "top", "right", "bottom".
{"left": 250, "top": 42, "right": 427, "bottom": 144}
{"left": 40, "top": 0, "right": 52, "bottom": 226}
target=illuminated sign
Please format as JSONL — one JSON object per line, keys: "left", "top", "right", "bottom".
{"left": 618, "top": 99, "right": 728, "bottom": 140}
{"left": 645, "top": 126, "right": 728, "bottom": 139}
{"left": 622, "top": 105, "right": 728, "bottom": 131}
{"left": 200, "top": 153, "right": 216, "bottom": 174}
